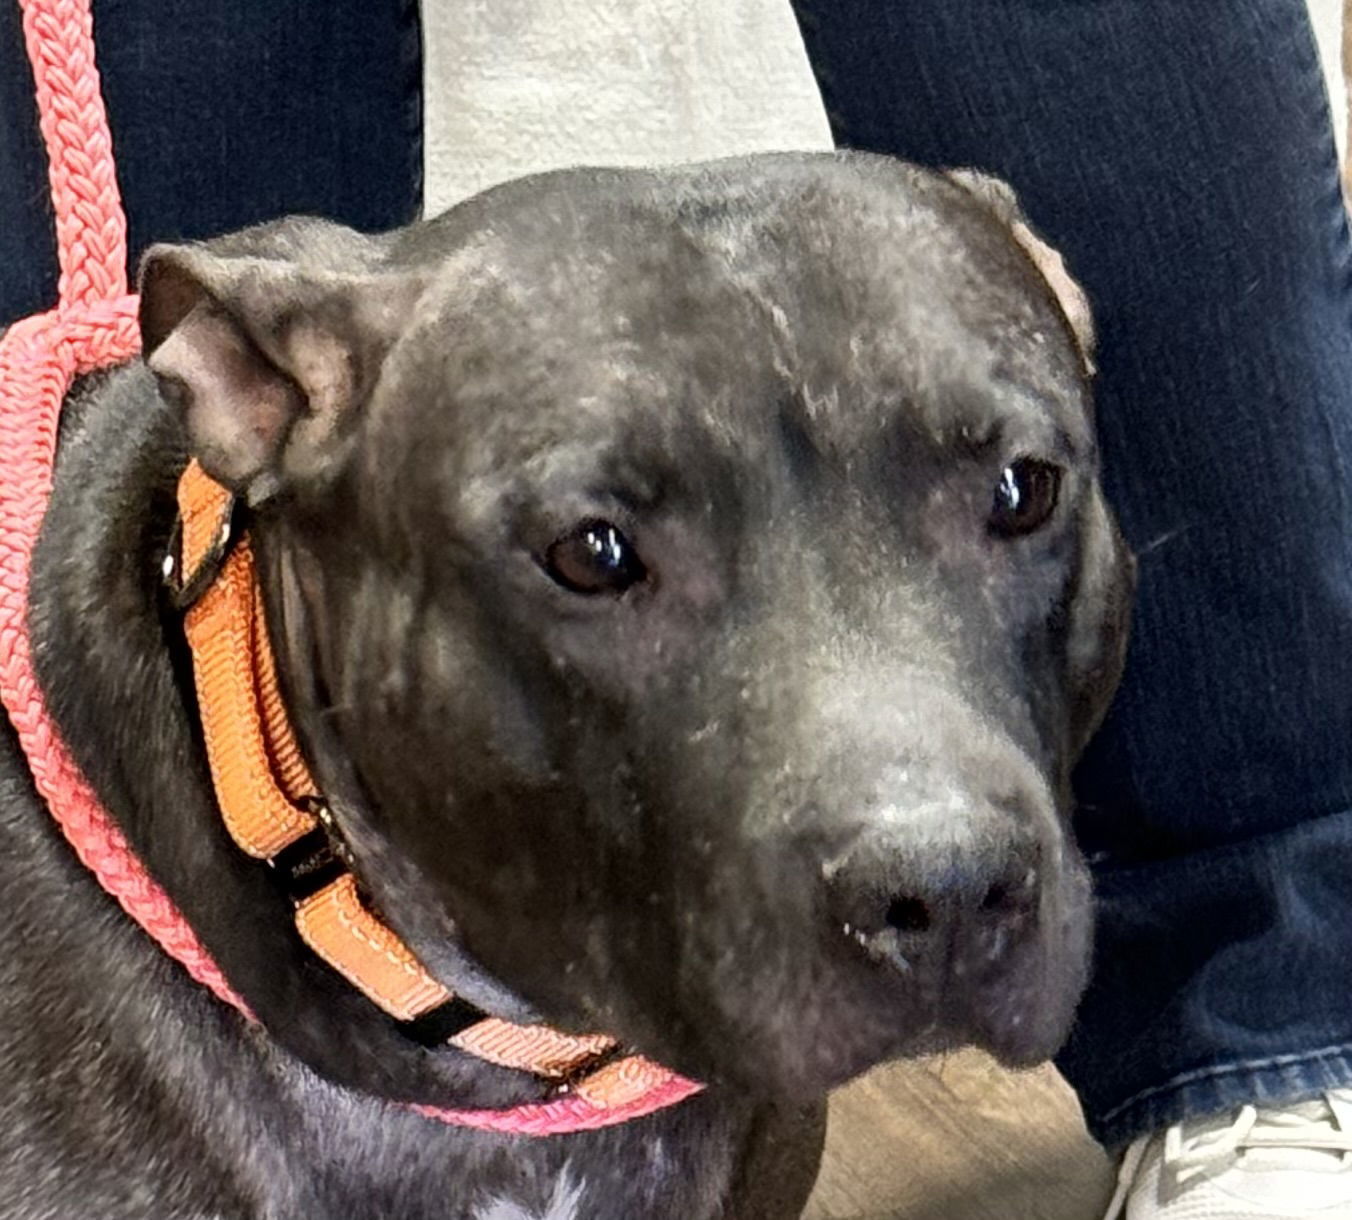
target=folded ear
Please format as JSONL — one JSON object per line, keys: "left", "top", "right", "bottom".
{"left": 139, "top": 218, "right": 422, "bottom": 503}
{"left": 944, "top": 168, "right": 1096, "bottom": 376}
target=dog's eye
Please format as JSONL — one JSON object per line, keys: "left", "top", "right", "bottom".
{"left": 544, "top": 519, "right": 647, "bottom": 595}
{"left": 989, "top": 458, "right": 1062, "bottom": 537}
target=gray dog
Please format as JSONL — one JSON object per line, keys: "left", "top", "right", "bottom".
{"left": 0, "top": 151, "right": 1132, "bottom": 1218}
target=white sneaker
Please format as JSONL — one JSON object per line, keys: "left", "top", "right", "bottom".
{"left": 1103, "top": 1091, "right": 1352, "bottom": 1219}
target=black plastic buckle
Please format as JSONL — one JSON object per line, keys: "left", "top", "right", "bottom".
{"left": 268, "top": 798, "right": 364, "bottom": 901}
{"left": 270, "top": 827, "right": 345, "bottom": 902}
{"left": 402, "top": 996, "right": 492, "bottom": 1048}
{"left": 545, "top": 1042, "right": 629, "bottom": 1099}
{"left": 401, "top": 1002, "right": 630, "bottom": 1091}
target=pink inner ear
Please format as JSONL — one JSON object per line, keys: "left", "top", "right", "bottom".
{"left": 148, "top": 301, "right": 304, "bottom": 490}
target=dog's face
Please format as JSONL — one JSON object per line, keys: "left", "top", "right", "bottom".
{"left": 140, "top": 153, "right": 1132, "bottom": 1098}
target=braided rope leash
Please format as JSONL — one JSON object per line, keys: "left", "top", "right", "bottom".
{"left": 0, "top": 0, "right": 243, "bottom": 1011}
{"left": 22, "top": 0, "right": 126, "bottom": 306}
{"left": 0, "top": 0, "right": 700, "bottom": 1135}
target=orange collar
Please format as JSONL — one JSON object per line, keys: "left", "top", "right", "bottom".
{"left": 169, "top": 460, "right": 680, "bottom": 1112}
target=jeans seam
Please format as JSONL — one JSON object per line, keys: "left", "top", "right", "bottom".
{"left": 1098, "top": 1040, "right": 1352, "bottom": 1127}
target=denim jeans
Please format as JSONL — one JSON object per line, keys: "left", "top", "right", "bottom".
{"left": 6, "top": 0, "right": 1352, "bottom": 1153}
{"left": 0, "top": 0, "right": 421, "bottom": 324}
{"left": 791, "top": 0, "right": 1352, "bottom": 1146}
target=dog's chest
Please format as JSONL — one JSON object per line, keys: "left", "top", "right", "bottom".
{"left": 468, "top": 1176, "right": 584, "bottom": 1220}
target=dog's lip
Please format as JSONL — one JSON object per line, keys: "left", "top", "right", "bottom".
{"left": 829, "top": 917, "right": 1076, "bottom": 1067}
{"left": 828, "top": 918, "right": 951, "bottom": 1036}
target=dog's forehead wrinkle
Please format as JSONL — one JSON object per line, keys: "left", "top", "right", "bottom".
{"left": 376, "top": 192, "right": 1093, "bottom": 547}
{"left": 787, "top": 329, "right": 1079, "bottom": 469}
{"left": 435, "top": 390, "right": 763, "bottom": 550}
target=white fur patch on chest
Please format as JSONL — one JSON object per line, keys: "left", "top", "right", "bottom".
{"left": 475, "top": 1173, "right": 583, "bottom": 1220}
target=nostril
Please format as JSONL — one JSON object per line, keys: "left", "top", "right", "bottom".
{"left": 980, "top": 882, "right": 1012, "bottom": 913}
{"left": 885, "top": 896, "right": 932, "bottom": 933}
{"left": 979, "top": 868, "right": 1038, "bottom": 918}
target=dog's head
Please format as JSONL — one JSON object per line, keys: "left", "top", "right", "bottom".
{"left": 139, "top": 153, "right": 1132, "bottom": 1097}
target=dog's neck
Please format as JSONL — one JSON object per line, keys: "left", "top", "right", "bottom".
{"left": 29, "top": 364, "right": 554, "bottom": 1111}
{"left": 260, "top": 523, "right": 547, "bottom": 1028}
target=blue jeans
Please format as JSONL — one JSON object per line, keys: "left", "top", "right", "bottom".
{"left": 791, "top": 0, "right": 1352, "bottom": 1146}
{"left": 0, "top": 0, "right": 421, "bottom": 323}
{"left": 6, "top": 0, "right": 1352, "bottom": 1152}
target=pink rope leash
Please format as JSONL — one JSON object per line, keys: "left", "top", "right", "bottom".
{"left": 0, "top": 0, "right": 244, "bottom": 1013}
{"left": 0, "top": 0, "right": 699, "bottom": 1134}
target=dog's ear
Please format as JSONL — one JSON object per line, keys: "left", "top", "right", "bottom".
{"left": 944, "top": 168, "right": 1095, "bottom": 376}
{"left": 139, "top": 218, "right": 422, "bottom": 504}
{"left": 1064, "top": 489, "right": 1135, "bottom": 757}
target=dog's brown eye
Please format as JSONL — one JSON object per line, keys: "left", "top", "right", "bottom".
{"left": 544, "top": 520, "right": 647, "bottom": 595}
{"left": 989, "top": 458, "right": 1062, "bottom": 537}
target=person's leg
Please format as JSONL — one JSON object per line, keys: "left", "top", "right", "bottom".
{"left": 0, "top": 0, "right": 422, "bottom": 325}
{"left": 0, "top": 1, "right": 58, "bottom": 323}
{"left": 791, "top": 0, "right": 1352, "bottom": 1147}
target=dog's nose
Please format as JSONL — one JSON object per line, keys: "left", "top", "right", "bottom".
{"left": 826, "top": 805, "right": 1043, "bottom": 984}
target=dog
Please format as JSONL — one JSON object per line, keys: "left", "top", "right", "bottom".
{"left": 0, "top": 151, "right": 1132, "bottom": 1219}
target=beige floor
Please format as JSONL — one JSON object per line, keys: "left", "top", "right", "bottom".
{"left": 805, "top": 1052, "right": 1115, "bottom": 1220}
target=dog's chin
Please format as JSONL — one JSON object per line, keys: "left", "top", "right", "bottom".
{"left": 641, "top": 980, "right": 959, "bottom": 1102}
{"left": 653, "top": 937, "right": 1090, "bottom": 1099}
{"left": 679, "top": 1015, "right": 996, "bottom": 1103}
{"left": 733, "top": 994, "right": 1079, "bottom": 1099}
{"left": 962, "top": 985, "right": 1081, "bottom": 1070}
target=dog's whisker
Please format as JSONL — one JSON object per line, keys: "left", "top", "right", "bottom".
{"left": 1135, "top": 524, "right": 1192, "bottom": 556}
